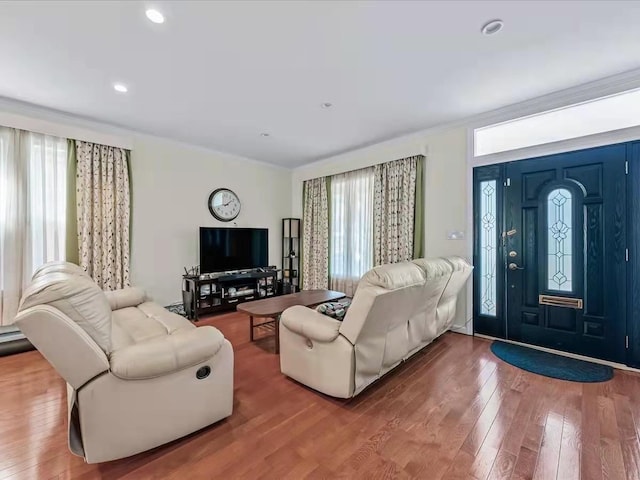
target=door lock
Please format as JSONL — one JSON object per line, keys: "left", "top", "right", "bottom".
{"left": 508, "top": 262, "right": 524, "bottom": 271}
{"left": 509, "top": 251, "right": 518, "bottom": 258}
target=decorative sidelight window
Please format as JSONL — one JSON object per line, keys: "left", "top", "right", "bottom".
{"left": 547, "top": 188, "right": 573, "bottom": 292}
{"left": 479, "top": 180, "right": 497, "bottom": 316}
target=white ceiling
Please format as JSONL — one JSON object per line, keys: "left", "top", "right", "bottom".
{"left": 2, "top": 1, "right": 640, "bottom": 167}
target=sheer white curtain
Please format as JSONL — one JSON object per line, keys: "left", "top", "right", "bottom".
{"left": 0, "top": 128, "right": 67, "bottom": 326}
{"left": 330, "top": 167, "right": 374, "bottom": 296}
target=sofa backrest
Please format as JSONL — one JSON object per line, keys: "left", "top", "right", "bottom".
{"left": 19, "top": 269, "right": 113, "bottom": 354}
{"left": 433, "top": 257, "right": 473, "bottom": 335}
{"left": 408, "top": 258, "right": 454, "bottom": 352}
{"left": 340, "top": 257, "right": 472, "bottom": 395}
{"left": 31, "top": 261, "right": 89, "bottom": 280}
{"left": 339, "top": 261, "right": 425, "bottom": 344}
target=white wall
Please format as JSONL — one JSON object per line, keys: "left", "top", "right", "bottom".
{"left": 130, "top": 136, "right": 291, "bottom": 305}
{"left": 291, "top": 127, "right": 471, "bottom": 332}
{"left": 0, "top": 98, "right": 292, "bottom": 307}
{"left": 0, "top": 96, "right": 469, "bottom": 320}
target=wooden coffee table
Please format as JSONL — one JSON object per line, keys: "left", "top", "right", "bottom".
{"left": 237, "top": 289, "right": 345, "bottom": 353}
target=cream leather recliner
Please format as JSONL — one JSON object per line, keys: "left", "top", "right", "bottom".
{"left": 15, "top": 262, "right": 234, "bottom": 463}
{"left": 279, "top": 257, "right": 472, "bottom": 398}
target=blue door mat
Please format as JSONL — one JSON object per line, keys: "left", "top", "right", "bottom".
{"left": 490, "top": 340, "right": 613, "bottom": 383}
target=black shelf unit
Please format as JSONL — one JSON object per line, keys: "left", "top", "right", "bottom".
{"left": 182, "top": 270, "right": 278, "bottom": 320}
{"left": 282, "top": 218, "right": 300, "bottom": 294}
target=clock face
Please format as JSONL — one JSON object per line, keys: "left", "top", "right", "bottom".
{"left": 208, "top": 188, "right": 241, "bottom": 221}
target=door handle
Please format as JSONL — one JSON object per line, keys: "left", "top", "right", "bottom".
{"left": 508, "top": 263, "right": 525, "bottom": 271}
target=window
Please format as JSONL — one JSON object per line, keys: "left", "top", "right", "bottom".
{"left": 329, "top": 167, "right": 374, "bottom": 295}
{"left": 475, "top": 87, "right": 640, "bottom": 156}
{"left": 479, "top": 180, "right": 497, "bottom": 316}
{"left": 547, "top": 188, "right": 573, "bottom": 292}
{"left": 27, "top": 134, "right": 68, "bottom": 270}
{"left": 0, "top": 130, "right": 67, "bottom": 292}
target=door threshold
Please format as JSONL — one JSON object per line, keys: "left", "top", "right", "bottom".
{"left": 475, "top": 333, "right": 640, "bottom": 374}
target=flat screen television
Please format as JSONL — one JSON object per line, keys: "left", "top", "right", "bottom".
{"left": 199, "top": 227, "right": 268, "bottom": 273}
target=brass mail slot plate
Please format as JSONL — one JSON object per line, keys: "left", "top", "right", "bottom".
{"left": 539, "top": 295, "right": 583, "bottom": 309}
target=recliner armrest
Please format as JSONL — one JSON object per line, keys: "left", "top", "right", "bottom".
{"left": 281, "top": 306, "right": 342, "bottom": 343}
{"left": 109, "top": 326, "right": 225, "bottom": 379}
{"left": 104, "top": 287, "right": 146, "bottom": 311}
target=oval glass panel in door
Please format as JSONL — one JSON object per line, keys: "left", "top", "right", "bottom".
{"left": 547, "top": 188, "right": 573, "bottom": 292}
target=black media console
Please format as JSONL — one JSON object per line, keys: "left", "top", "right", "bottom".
{"left": 182, "top": 269, "right": 279, "bottom": 320}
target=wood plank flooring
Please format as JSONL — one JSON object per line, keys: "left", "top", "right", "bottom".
{"left": 2, "top": 311, "right": 640, "bottom": 479}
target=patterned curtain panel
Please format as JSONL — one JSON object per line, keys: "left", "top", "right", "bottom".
{"left": 75, "top": 141, "right": 131, "bottom": 290}
{"left": 373, "top": 155, "right": 424, "bottom": 265}
{"left": 302, "top": 177, "right": 329, "bottom": 290}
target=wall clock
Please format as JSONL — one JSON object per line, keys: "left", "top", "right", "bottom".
{"left": 208, "top": 188, "right": 241, "bottom": 222}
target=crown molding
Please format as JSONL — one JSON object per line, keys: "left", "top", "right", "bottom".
{"left": 5, "top": 67, "right": 640, "bottom": 173}
{"left": 297, "top": 67, "right": 640, "bottom": 172}
{"left": 0, "top": 96, "right": 286, "bottom": 170}
{"left": 464, "top": 67, "right": 640, "bottom": 129}
{"left": 0, "top": 96, "right": 134, "bottom": 149}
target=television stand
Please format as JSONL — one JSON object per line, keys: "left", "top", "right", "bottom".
{"left": 182, "top": 269, "right": 279, "bottom": 320}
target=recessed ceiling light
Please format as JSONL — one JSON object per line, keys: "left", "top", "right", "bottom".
{"left": 145, "top": 8, "right": 165, "bottom": 24}
{"left": 481, "top": 19, "right": 504, "bottom": 36}
{"left": 321, "top": 102, "right": 333, "bottom": 109}
{"left": 113, "top": 83, "right": 128, "bottom": 93}
{"left": 260, "top": 132, "right": 270, "bottom": 137}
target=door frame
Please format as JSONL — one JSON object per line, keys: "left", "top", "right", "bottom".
{"left": 472, "top": 140, "right": 640, "bottom": 367}
{"left": 627, "top": 142, "right": 640, "bottom": 367}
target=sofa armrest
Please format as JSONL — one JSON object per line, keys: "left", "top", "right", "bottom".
{"left": 104, "top": 287, "right": 146, "bottom": 311}
{"left": 109, "top": 326, "right": 225, "bottom": 380}
{"left": 281, "top": 305, "right": 342, "bottom": 343}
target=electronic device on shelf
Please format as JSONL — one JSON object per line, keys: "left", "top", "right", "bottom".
{"left": 199, "top": 227, "right": 268, "bottom": 274}
{"left": 182, "top": 228, "right": 281, "bottom": 320}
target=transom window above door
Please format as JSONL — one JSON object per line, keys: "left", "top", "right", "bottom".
{"left": 474, "top": 87, "right": 640, "bottom": 157}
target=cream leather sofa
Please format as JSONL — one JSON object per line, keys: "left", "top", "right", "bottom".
{"left": 15, "top": 262, "right": 233, "bottom": 463}
{"left": 279, "top": 257, "right": 472, "bottom": 398}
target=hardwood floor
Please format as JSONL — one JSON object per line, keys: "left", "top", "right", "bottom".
{"left": 2, "top": 311, "right": 640, "bottom": 479}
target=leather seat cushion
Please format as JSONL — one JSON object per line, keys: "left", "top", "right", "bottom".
{"left": 111, "top": 303, "right": 194, "bottom": 351}
{"left": 110, "top": 326, "right": 225, "bottom": 379}
{"left": 137, "top": 302, "right": 194, "bottom": 334}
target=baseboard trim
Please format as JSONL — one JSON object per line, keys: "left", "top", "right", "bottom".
{"left": 0, "top": 338, "right": 34, "bottom": 357}
{"left": 450, "top": 325, "right": 471, "bottom": 335}
{"left": 474, "top": 333, "right": 640, "bottom": 374}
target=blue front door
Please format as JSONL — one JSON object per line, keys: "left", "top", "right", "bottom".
{"left": 504, "top": 144, "right": 627, "bottom": 363}
{"left": 474, "top": 143, "right": 628, "bottom": 363}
